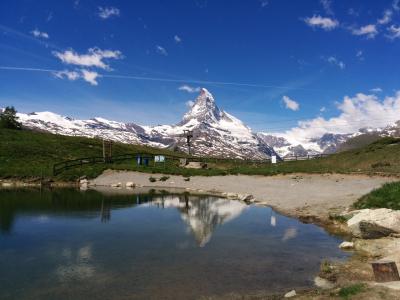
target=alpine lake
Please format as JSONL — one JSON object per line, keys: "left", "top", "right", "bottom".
{"left": 0, "top": 188, "right": 348, "bottom": 299}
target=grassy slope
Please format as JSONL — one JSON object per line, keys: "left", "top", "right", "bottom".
{"left": 1, "top": 128, "right": 399, "bottom": 181}
{"left": 0, "top": 128, "right": 183, "bottom": 180}
{"left": 354, "top": 181, "right": 400, "bottom": 210}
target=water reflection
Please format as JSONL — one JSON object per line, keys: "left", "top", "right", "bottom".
{"left": 0, "top": 188, "right": 348, "bottom": 299}
{"left": 0, "top": 189, "right": 246, "bottom": 247}
{"left": 146, "top": 194, "right": 247, "bottom": 246}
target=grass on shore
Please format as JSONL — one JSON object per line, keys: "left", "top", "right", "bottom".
{"left": 1, "top": 128, "right": 400, "bottom": 182}
{"left": 353, "top": 181, "right": 400, "bottom": 210}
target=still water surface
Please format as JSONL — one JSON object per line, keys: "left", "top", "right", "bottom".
{"left": 0, "top": 189, "right": 347, "bottom": 299}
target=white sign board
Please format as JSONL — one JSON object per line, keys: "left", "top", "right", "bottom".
{"left": 154, "top": 155, "right": 165, "bottom": 163}
{"left": 271, "top": 155, "right": 277, "bottom": 164}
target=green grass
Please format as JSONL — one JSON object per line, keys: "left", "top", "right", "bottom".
{"left": 338, "top": 283, "right": 365, "bottom": 299}
{"left": 0, "top": 128, "right": 184, "bottom": 181}
{"left": 354, "top": 181, "right": 400, "bottom": 210}
{"left": 1, "top": 128, "right": 399, "bottom": 182}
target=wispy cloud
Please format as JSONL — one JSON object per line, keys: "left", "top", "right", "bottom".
{"left": 356, "top": 50, "right": 364, "bottom": 61}
{"left": 370, "top": 87, "right": 383, "bottom": 93}
{"left": 31, "top": 28, "right": 49, "bottom": 39}
{"left": 53, "top": 48, "right": 122, "bottom": 70}
{"left": 156, "top": 45, "right": 168, "bottom": 56}
{"left": 174, "top": 35, "right": 182, "bottom": 43}
{"left": 304, "top": 15, "right": 339, "bottom": 31}
{"left": 179, "top": 85, "right": 200, "bottom": 93}
{"left": 320, "top": 0, "right": 334, "bottom": 15}
{"left": 393, "top": 0, "right": 400, "bottom": 11}
{"left": 351, "top": 24, "right": 378, "bottom": 39}
{"left": 260, "top": 0, "right": 269, "bottom": 8}
{"left": 326, "top": 56, "right": 345, "bottom": 69}
{"left": 185, "top": 100, "right": 195, "bottom": 108}
{"left": 53, "top": 69, "right": 101, "bottom": 86}
{"left": 387, "top": 25, "right": 400, "bottom": 39}
{"left": 282, "top": 96, "right": 300, "bottom": 111}
{"left": 377, "top": 9, "right": 393, "bottom": 25}
{"left": 98, "top": 6, "right": 120, "bottom": 19}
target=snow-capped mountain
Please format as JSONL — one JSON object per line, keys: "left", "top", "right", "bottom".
{"left": 259, "top": 121, "right": 400, "bottom": 157}
{"left": 17, "top": 88, "right": 277, "bottom": 159}
{"left": 13, "top": 88, "right": 399, "bottom": 159}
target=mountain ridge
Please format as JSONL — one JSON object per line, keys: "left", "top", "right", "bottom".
{"left": 11, "top": 88, "right": 400, "bottom": 159}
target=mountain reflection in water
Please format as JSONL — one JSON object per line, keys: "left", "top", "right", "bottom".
{"left": 144, "top": 195, "right": 247, "bottom": 246}
{"left": 0, "top": 189, "right": 246, "bottom": 247}
{"left": 0, "top": 188, "right": 348, "bottom": 300}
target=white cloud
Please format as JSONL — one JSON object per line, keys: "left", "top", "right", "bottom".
{"left": 53, "top": 70, "right": 80, "bottom": 81}
{"left": 186, "top": 100, "right": 195, "bottom": 108}
{"left": 304, "top": 15, "right": 339, "bottom": 31}
{"left": 356, "top": 50, "right": 364, "bottom": 61}
{"left": 53, "top": 48, "right": 122, "bottom": 70}
{"left": 179, "top": 85, "right": 201, "bottom": 93}
{"left": 81, "top": 69, "right": 100, "bottom": 86}
{"left": 370, "top": 87, "right": 383, "bottom": 93}
{"left": 351, "top": 24, "right": 378, "bottom": 39}
{"left": 53, "top": 69, "right": 100, "bottom": 86}
{"left": 320, "top": 106, "right": 326, "bottom": 112}
{"left": 156, "top": 45, "right": 168, "bottom": 56}
{"left": 326, "top": 56, "right": 345, "bottom": 69}
{"left": 260, "top": 0, "right": 269, "bottom": 7}
{"left": 320, "top": 0, "right": 333, "bottom": 15}
{"left": 393, "top": 0, "right": 400, "bottom": 11}
{"left": 174, "top": 35, "right": 182, "bottom": 43}
{"left": 31, "top": 28, "right": 49, "bottom": 39}
{"left": 387, "top": 25, "right": 400, "bottom": 39}
{"left": 98, "top": 6, "right": 120, "bottom": 19}
{"left": 282, "top": 96, "right": 300, "bottom": 111}
{"left": 279, "top": 91, "right": 400, "bottom": 145}
{"left": 378, "top": 9, "right": 393, "bottom": 25}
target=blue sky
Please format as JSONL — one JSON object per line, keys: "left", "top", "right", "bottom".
{"left": 1, "top": 0, "right": 400, "bottom": 134}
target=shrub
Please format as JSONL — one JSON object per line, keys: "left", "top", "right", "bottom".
{"left": 149, "top": 176, "right": 157, "bottom": 182}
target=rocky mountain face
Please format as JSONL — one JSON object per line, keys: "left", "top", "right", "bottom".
{"left": 16, "top": 88, "right": 277, "bottom": 159}
{"left": 13, "top": 88, "right": 400, "bottom": 159}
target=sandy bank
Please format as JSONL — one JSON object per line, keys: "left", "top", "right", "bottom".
{"left": 90, "top": 171, "right": 395, "bottom": 219}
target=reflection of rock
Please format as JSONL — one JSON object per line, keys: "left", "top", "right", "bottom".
{"left": 56, "top": 245, "right": 95, "bottom": 281}
{"left": 149, "top": 195, "right": 247, "bottom": 247}
{"left": 282, "top": 227, "right": 298, "bottom": 241}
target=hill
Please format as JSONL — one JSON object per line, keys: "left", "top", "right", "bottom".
{"left": 1, "top": 129, "right": 399, "bottom": 181}
{"left": 0, "top": 128, "right": 182, "bottom": 180}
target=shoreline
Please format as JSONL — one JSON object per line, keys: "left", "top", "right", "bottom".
{"left": 88, "top": 170, "right": 400, "bottom": 298}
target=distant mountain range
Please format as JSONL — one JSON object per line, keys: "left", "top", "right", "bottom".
{"left": 13, "top": 88, "right": 400, "bottom": 159}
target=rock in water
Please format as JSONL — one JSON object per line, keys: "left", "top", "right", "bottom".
{"left": 339, "top": 241, "right": 354, "bottom": 249}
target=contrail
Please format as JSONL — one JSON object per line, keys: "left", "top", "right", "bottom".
{"left": 0, "top": 65, "right": 323, "bottom": 91}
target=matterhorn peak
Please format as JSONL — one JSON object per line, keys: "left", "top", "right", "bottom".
{"left": 181, "top": 88, "right": 222, "bottom": 124}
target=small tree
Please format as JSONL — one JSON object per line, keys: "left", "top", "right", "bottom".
{"left": 0, "top": 106, "right": 22, "bottom": 130}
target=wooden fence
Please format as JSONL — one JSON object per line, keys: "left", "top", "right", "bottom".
{"left": 53, "top": 152, "right": 329, "bottom": 175}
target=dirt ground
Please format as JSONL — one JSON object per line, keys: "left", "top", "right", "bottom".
{"left": 90, "top": 171, "right": 395, "bottom": 219}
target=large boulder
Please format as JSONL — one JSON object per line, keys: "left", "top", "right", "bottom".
{"left": 347, "top": 209, "right": 400, "bottom": 239}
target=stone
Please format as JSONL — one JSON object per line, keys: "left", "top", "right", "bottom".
{"left": 284, "top": 290, "right": 296, "bottom": 298}
{"left": 339, "top": 241, "right": 354, "bottom": 249}
{"left": 314, "top": 276, "right": 335, "bottom": 289}
{"left": 125, "top": 182, "right": 135, "bottom": 188}
{"left": 111, "top": 182, "right": 122, "bottom": 188}
{"left": 239, "top": 194, "right": 254, "bottom": 202}
{"left": 347, "top": 209, "right": 400, "bottom": 239}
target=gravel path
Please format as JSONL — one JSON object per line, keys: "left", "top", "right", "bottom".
{"left": 90, "top": 171, "right": 396, "bottom": 218}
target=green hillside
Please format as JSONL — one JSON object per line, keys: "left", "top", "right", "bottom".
{"left": 0, "top": 128, "right": 182, "bottom": 180}
{"left": 0, "top": 128, "right": 399, "bottom": 181}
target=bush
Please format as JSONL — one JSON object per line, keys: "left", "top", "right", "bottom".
{"left": 148, "top": 176, "right": 157, "bottom": 182}
{"left": 0, "top": 106, "right": 22, "bottom": 130}
{"left": 159, "top": 176, "right": 170, "bottom": 182}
